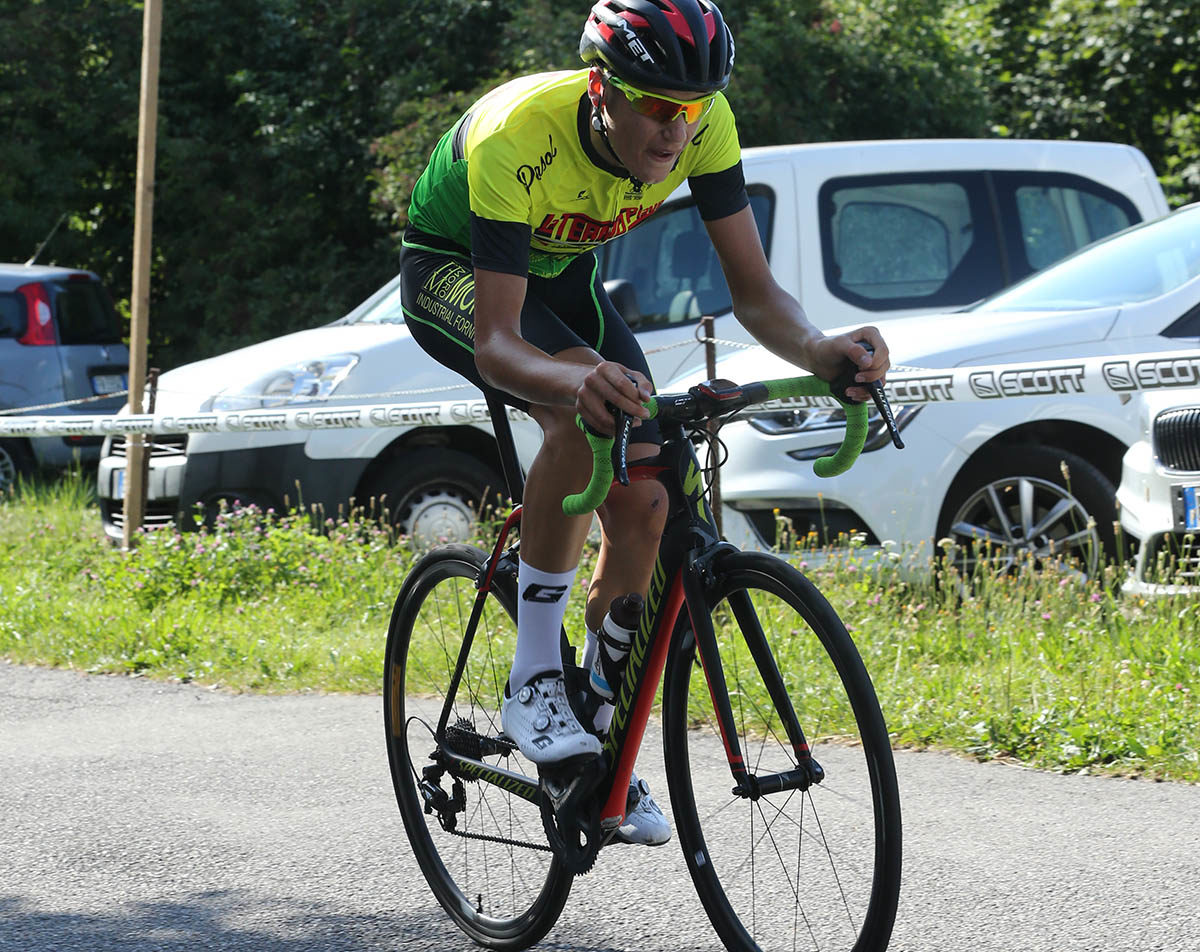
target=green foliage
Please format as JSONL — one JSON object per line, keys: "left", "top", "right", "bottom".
{"left": 3, "top": 0, "right": 1196, "bottom": 378}
{"left": 955, "top": 0, "right": 1200, "bottom": 206}
{"left": 729, "top": 0, "right": 990, "bottom": 146}
{"left": 0, "top": 0, "right": 513, "bottom": 370}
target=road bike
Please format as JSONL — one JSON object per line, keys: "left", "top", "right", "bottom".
{"left": 383, "top": 370, "right": 904, "bottom": 951}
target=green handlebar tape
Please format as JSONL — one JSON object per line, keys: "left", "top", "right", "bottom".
{"left": 562, "top": 400, "right": 662, "bottom": 516}
{"left": 761, "top": 377, "right": 869, "bottom": 477}
{"left": 561, "top": 380, "right": 867, "bottom": 515}
{"left": 562, "top": 418, "right": 618, "bottom": 517}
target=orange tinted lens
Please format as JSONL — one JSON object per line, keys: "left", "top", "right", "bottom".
{"left": 619, "top": 82, "right": 712, "bottom": 123}
{"left": 629, "top": 93, "right": 690, "bottom": 122}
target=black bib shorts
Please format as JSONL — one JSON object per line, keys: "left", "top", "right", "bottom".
{"left": 399, "top": 240, "right": 661, "bottom": 445}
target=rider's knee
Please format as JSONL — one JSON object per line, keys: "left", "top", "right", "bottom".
{"left": 598, "top": 478, "right": 668, "bottom": 539}
{"left": 530, "top": 404, "right": 582, "bottom": 446}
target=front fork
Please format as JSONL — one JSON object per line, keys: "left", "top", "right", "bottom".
{"left": 681, "top": 544, "right": 824, "bottom": 797}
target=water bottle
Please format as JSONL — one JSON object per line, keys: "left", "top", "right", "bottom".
{"left": 588, "top": 592, "right": 644, "bottom": 701}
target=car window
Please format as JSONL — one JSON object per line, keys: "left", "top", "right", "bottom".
{"left": 1009, "top": 178, "right": 1136, "bottom": 271}
{"left": 835, "top": 198, "right": 956, "bottom": 299}
{"left": 819, "top": 173, "right": 1003, "bottom": 312}
{"left": 1164, "top": 303, "right": 1200, "bottom": 339}
{"left": 349, "top": 280, "right": 406, "bottom": 325}
{"left": 53, "top": 280, "right": 122, "bottom": 345}
{"left": 0, "top": 292, "right": 24, "bottom": 338}
{"left": 595, "top": 188, "right": 772, "bottom": 332}
{"left": 976, "top": 206, "right": 1200, "bottom": 311}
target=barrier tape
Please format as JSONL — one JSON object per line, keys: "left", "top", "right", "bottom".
{"left": 4, "top": 349, "right": 1199, "bottom": 439}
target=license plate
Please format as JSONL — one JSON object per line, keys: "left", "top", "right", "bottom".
{"left": 1186, "top": 486, "right": 1200, "bottom": 530}
{"left": 92, "top": 373, "right": 127, "bottom": 394}
{"left": 114, "top": 468, "right": 125, "bottom": 501}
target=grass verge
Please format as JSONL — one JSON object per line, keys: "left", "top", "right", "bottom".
{"left": 1, "top": 473, "right": 1196, "bottom": 781}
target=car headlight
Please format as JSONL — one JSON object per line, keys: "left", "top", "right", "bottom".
{"left": 209, "top": 355, "right": 359, "bottom": 411}
{"left": 744, "top": 402, "right": 922, "bottom": 456}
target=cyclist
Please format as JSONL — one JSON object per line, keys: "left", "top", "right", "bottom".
{"left": 399, "top": 0, "right": 890, "bottom": 846}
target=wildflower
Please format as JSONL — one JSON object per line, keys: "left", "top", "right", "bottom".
{"left": 1090, "top": 593, "right": 1102, "bottom": 603}
{"left": 1041, "top": 612, "right": 1052, "bottom": 620}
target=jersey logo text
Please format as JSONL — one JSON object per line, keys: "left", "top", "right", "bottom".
{"left": 535, "top": 201, "right": 665, "bottom": 245}
{"left": 517, "top": 134, "right": 558, "bottom": 194}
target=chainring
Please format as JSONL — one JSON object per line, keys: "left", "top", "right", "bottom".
{"left": 537, "top": 756, "right": 607, "bottom": 876}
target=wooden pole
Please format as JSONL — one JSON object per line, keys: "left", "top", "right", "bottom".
{"left": 122, "top": 0, "right": 163, "bottom": 550}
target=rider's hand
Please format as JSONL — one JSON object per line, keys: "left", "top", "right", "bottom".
{"left": 576, "top": 362, "right": 652, "bottom": 436}
{"left": 808, "top": 326, "right": 890, "bottom": 403}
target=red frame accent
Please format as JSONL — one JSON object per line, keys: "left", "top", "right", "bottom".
{"left": 600, "top": 569, "right": 685, "bottom": 825}
{"left": 478, "top": 505, "right": 523, "bottom": 592}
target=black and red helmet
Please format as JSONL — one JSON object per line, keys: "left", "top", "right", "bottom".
{"left": 580, "top": 0, "right": 735, "bottom": 95}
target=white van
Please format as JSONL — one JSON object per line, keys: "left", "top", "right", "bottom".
{"left": 96, "top": 139, "right": 1170, "bottom": 543}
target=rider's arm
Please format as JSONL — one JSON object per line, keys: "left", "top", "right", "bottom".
{"left": 472, "top": 267, "right": 651, "bottom": 434}
{"left": 704, "top": 205, "right": 890, "bottom": 397}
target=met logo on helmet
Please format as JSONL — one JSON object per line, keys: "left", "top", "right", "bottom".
{"left": 616, "top": 15, "right": 656, "bottom": 64}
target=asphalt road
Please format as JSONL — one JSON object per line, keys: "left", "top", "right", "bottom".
{"left": 2, "top": 661, "right": 1198, "bottom": 952}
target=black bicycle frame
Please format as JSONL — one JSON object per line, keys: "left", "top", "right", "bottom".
{"left": 429, "top": 415, "right": 819, "bottom": 826}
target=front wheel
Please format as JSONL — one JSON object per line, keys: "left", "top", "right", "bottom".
{"left": 383, "top": 544, "right": 571, "bottom": 950}
{"left": 662, "top": 551, "right": 901, "bottom": 952}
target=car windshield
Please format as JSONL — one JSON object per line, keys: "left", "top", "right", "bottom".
{"left": 348, "top": 281, "right": 405, "bottom": 324}
{"left": 53, "top": 279, "right": 123, "bottom": 345}
{"left": 975, "top": 204, "right": 1200, "bottom": 312}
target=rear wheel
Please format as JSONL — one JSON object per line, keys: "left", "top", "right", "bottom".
{"left": 662, "top": 551, "right": 901, "bottom": 952}
{"left": 384, "top": 544, "right": 570, "bottom": 950}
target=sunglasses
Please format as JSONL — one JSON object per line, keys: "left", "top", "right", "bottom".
{"left": 605, "top": 74, "right": 717, "bottom": 124}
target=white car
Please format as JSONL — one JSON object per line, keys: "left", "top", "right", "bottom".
{"left": 95, "top": 139, "right": 1167, "bottom": 545}
{"left": 95, "top": 269, "right": 755, "bottom": 544}
{"left": 691, "top": 203, "right": 1200, "bottom": 575}
{"left": 1117, "top": 391, "right": 1200, "bottom": 591}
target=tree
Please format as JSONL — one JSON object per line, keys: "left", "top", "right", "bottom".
{"left": 732, "top": 0, "right": 990, "bottom": 146}
{"left": 0, "top": 0, "right": 513, "bottom": 369}
{"left": 955, "top": 0, "right": 1200, "bottom": 206}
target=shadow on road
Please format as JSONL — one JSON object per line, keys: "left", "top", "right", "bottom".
{"left": 0, "top": 892, "right": 638, "bottom": 952}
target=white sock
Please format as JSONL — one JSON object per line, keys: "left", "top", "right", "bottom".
{"left": 509, "top": 559, "right": 577, "bottom": 692}
{"left": 583, "top": 627, "right": 616, "bottom": 732}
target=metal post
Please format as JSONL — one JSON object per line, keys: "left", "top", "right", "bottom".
{"left": 701, "top": 315, "right": 722, "bottom": 538}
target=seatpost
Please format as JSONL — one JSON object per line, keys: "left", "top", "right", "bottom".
{"left": 484, "top": 390, "right": 526, "bottom": 505}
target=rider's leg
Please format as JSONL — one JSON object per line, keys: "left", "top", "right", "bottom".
{"left": 587, "top": 451, "right": 668, "bottom": 632}
{"left": 507, "top": 400, "right": 595, "bottom": 690}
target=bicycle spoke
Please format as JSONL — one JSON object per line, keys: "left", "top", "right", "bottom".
{"left": 385, "top": 545, "right": 570, "bottom": 947}
{"left": 664, "top": 553, "right": 900, "bottom": 951}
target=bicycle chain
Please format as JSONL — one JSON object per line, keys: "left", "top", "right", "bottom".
{"left": 441, "top": 824, "right": 554, "bottom": 853}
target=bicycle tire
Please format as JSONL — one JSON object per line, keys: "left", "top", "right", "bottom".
{"left": 662, "top": 551, "right": 902, "bottom": 952}
{"left": 384, "top": 543, "right": 571, "bottom": 951}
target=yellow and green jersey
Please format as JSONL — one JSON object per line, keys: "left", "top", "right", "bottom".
{"left": 406, "top": 69, "right": 746, "bottom": 279}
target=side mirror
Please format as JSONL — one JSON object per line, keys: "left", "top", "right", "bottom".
{"left": 603, "top": 279, "right": 643, "bottom": 329}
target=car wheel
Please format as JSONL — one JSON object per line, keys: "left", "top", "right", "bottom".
{"left": 360, "top": 448, "right": 507, "bottom": 547}
{"left": 0, "top": 439, "right": 35, "bottom": 494}
{"left": 938, "top": 445, "right": 1117, "bottom": 580}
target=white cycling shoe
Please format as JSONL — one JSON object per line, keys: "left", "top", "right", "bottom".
{"left": 501, "top": 671, "right": 603, "bottom": 766}
{"left": 615, "top": 773, "right": 672, "bottom": 846}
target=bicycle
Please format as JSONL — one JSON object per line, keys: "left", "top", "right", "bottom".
{"left": 384, "top": 367, "right": 904, "bottom": 952}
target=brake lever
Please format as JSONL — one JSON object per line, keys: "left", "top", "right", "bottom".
{"left": 583, "top": 406, "right": 633, "bottom": 487}
{"left": 613, "top": 408, "right": 632, "bottom": 486}
{"left": 829, "top": 344, "right": 905, "bottom": 450}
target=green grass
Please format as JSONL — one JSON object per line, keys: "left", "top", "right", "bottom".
{"left": 2, "top": 473, "right": 1197, "bottom": 781}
